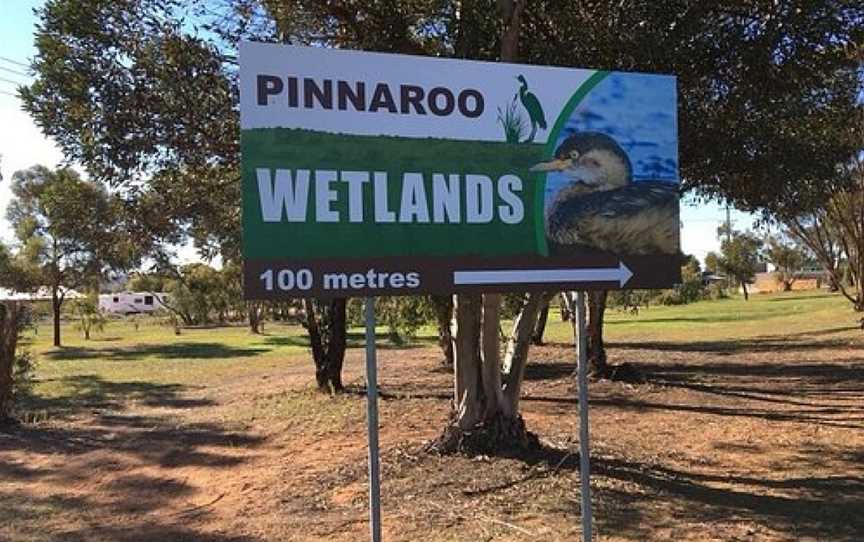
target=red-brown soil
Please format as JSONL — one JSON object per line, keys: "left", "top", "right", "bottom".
{"left": 2, "top": 330, "right": 863, "bottom": 541}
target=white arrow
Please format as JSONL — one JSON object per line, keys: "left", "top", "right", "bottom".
{"left": 453, "top": 261, "right": 633, "bottom": 288}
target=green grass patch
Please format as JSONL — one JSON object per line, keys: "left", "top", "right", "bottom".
{"left": 544, "top": 290, "right": 856, "bottom": 344}
{"left": 13, "top": 290, "right": 857, "bottom": 420}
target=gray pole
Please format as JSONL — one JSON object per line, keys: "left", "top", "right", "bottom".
{"left": 574, "top": 291, "right": 593, "bottom": 541}
{"left": 364, "top": 297, "right": 382, "bottom": 542}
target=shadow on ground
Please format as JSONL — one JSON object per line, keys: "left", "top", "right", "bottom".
{"left": 21, "top": 374, "right": 216, "bottom": 416}
{"left": 0, "top": 374, "right": 266, "bottom": 541}
{"left": 260, "top": 331, "right": 437, "bottom": 351}
{"left": 44, "top": 342, "right": 270, "bottom": 362}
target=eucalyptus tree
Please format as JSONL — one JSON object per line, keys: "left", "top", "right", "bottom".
{"left": 0, "top": 242, "right": 37, "bottom": 421}
{"left": 783, "top": 157, "right": 864, "bottom": 312}
{"left": 22, "top": 0, "right": 864, "bottom": 447}
{"left": 6, "top": 166, "right": 129, "bottom": 347}
{"left": 716, "top": 228, "right": 764, "bottom": 301}
{"left": 764, "top": 232, "right": 809, "bottom": 292}
{"left": 22, "top": 0, "right": 348, "bottom": 389}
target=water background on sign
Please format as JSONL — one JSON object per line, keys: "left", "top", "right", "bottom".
{"left": 544, "top": 72, "right": 679, "bottom": 207}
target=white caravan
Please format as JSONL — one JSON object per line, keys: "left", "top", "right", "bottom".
{"left": 99, "top": 292, "right": 169, "bottom": 314}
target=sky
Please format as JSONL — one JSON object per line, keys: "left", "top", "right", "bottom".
{"left": 0, "top": 1, "right": 756, "bottom": 266}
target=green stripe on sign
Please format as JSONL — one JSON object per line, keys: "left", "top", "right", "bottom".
{"left": 242, "top": 128, "right": 546, "bottom": 260}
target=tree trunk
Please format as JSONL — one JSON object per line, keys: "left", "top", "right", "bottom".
{"left": 431, "top": 292, "right": 540, "bottom": 454}
{"left": 432, "top": 295, "right": 454, "bottom": 366}
{"left": 304, "top": 298, "right": 347, "bottom": 393}
{"left": 502, "top": 292, "right": 550, "bottom": 416}
{"left": 559, "top": 292, "right": 572, "bottom": 321}
{"left": 586, "top": 291, "right": 609, "bottom": 377}
{"left": 248, "top": 302, "right": 263, "bottom": 334}
{"left": 741, "top": 280, "right": 749, "bottom": 300}
{"left": 0, "top": 302, "right": 23, "bottom": 420}
{"left": 430, "top": 0, "right": 540, "bottom": 456}
{"left": 481, "top": 294, "right": 504, "bottom": 419}
{"left": 498, "top": 0, "right": 524, "bottom": 61}
{"left": 453, "top": 293, "right": 483, "bottom": 429}
{"left": 531, "top": 299, "right": 550, "bottom": 345}
{"left": 51, "top": 285, "right": 61, "bottom": 348}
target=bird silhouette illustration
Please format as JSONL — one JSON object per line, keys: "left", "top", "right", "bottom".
{"left": 516, "top": 75, "right": 547, "bottom": 143}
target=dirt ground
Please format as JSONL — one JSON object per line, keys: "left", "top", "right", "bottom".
{"left": 2, "top": 327, "right": 863, "bottom": 541}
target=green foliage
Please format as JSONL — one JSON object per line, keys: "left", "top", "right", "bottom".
{"left": 377, "top": 297, "right": 437, "bottom": 344}
{"left": 717, "top": 229, "right": 764, "bottom": 293}
{"left": 164, "top": 263, "right": 243, "bottom": 326}
{"left": 71, "top": 293, "right": 107, "bottom": 340}
{"left": 128, "top": 273, "right": 169, "bottom": 293}
{"left": 0, "top": 300, "right": 34, "bottom": 419}
{"left": 608, "top": 289, "right": 654, "bottom": 313}
{"left": 764, "top": 233, "right": 809, "bottom": 291}
{"left": 6, "top": 165, "right": 131, "bottom": 345}
{"left": 11, "top": 351, "right": 36, "bottom": 405}
{"left": 706, "top": 282, "right": 729, "bottom": 301}
{"left": 23, "top": 0, "right": 240, "bottom": 260}
{"left": 349, "top": 296, "right": 441, "bottom": 344}
{"left": 704, "top": 252, "right": 720, "bottom": 274}
{"left": 502, "top": 293, "right": 528, "bottom": 320}
{"left": 784, "top": 157, "right": 864, "bottom": 311}
{"left": 497, "top": 95, "right": 527, "bottom": 143}
{"left": 611, "top": 255, "right": 708, "bottom": 308}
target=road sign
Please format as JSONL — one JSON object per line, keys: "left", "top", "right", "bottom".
{"left": 240, "top": 42, "right": 680, "bottom": 298}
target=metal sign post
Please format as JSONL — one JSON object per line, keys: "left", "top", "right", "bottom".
{"left": 574, "top": 291, "right": 593, "bottom": 542}
{"left": 364, "top": 297, "right": 382, "bottom": 542}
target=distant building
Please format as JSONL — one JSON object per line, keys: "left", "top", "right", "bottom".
{"left": 0, "top": 287, "right": 84, "bottom": 301}
{"left": 747, "top": 270, "right": 829, "bottom": 294}
{"left": 701, "top": 271, "right": 726, "bottom": 285}
{"left": 98, "top": 292, "right": 169, "bottom": 314}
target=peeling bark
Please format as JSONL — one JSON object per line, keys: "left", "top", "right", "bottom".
{"left": 453, "top": 293, "right": 482, "bottom": 429}
{"left": 531, "top": 298, "right": 551, "bottom": 345}
{"left": 481, "top": 294, "right": 504, "bottom": 419}
{"left": 502, "top": 292, "right": 551, "bottom": 417}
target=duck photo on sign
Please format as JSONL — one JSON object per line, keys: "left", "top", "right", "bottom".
{"left": 530, "top": 73, "right": 680, "bottom": 257}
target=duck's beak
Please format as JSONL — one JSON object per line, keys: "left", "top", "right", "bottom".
{"left": 530, "top": 158, "right": 572, "bottom": 172}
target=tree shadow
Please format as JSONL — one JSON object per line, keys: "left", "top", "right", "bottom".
{"left": 462, "top": 442, "right": 864, "bottom": 541}
{"left": 0, "top": 383, "right": 265, "bottom": 540}
{"left": 21, "top": 374, "right": 216, "bottom": 416}
{"left": 260, "top": 332, "right": 437, "bottom": 351}
{"left": 523, "top": 360, "right": 576, "bottom": 381}
{"left": 590, "top": 455, "right": 864, "bottom": 541}
{"left": 0, "top": 489, "right": 260, "bottom": 541}
{"left": 44, "top": 342, "right": 271, "bottom": 362}
{"left": 609, "top": 336, "right": 853, "bottom": 354}
{"left": 764, "top": 293, "right": 839, "bottom": 302}
{"left": 634, "top": 358, "right": 864, "bottom": 413}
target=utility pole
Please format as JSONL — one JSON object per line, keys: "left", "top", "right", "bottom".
{"left": 725, "top": 204, "right": 732, "bottom": 244}
{"left": 725, "top": 204, "right": 733, "bottom": 290}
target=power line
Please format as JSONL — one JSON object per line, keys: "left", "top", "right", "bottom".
{"left": 0, "top": 55, "right": 28, "bottom": 68}
{"left": 0, "top": 65, "right": 28, "bottom": 77}
{"left": 0, "top": 76, "right": 24, "bottom": 87}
